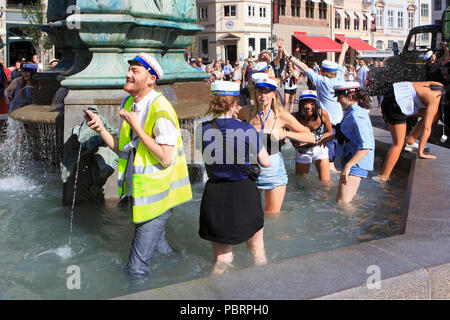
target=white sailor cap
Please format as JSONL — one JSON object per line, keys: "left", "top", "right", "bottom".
{"left": 252, "top": 61, "right": 270, "bottom": 73}
{"left": 254, "top": 77, "right": 278, "bottom": 91}
{"left": 128, "top": 53, "right": 164, "bottom": 82}
{"left": 333, "top": 82, "right": 361, "bottom": 96}
{"left": 22, "top": 64, "right": 39, "bottom": 72}
{"left": 251, "top": 72, "right": 269, "bottom": 83}
{"left": 299, "top": 90, "right": 318, "bottom": 101}
{"left": 321, "top": 60, "right": 339, "bottom": 72}
{"left": 210, "top": 81, "right": 240, "bottom": 96}
{"left": 424, "top": 50, "right": 434, "bottom": 61}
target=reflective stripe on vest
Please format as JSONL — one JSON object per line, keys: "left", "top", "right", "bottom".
{"left": 117, "top": 94, "right": 192, "bottom": 223}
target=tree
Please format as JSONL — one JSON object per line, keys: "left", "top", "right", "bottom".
{"left": 20, "top": 0, "right": 53, "bottom": 62}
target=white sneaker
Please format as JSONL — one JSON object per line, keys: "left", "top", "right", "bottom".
{"left": 404, "top": 142, "right": 418, "bottom": 152}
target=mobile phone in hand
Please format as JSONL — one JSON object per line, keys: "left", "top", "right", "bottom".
{"left": 83, "top": 109, "right": 92, "bottom": 121}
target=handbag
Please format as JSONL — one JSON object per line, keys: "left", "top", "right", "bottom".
{"left": 211, "top": 119, "right": 261, "bottom": 181}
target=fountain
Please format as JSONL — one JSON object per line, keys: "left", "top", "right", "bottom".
{"left": 9, "top": 0, "right": 211, "bottom": 205}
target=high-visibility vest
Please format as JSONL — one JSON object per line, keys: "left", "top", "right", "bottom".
{"left": 117, "top": 94, "right": 192, "bottom": 224}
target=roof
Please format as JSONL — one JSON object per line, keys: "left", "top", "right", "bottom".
{"left": 293, "top": 35, "right": 342, "bottom": 53}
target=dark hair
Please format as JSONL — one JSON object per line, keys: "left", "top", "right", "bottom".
{"left": 349, "top": 91, "right": 372, "bottom": 110}
{"left": 296, "top": 99, "right": 319, "bottom": 121}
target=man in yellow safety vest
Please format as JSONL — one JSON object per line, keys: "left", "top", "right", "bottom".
{"left": 85, "top": 53, "right": 192, "bottom": 278}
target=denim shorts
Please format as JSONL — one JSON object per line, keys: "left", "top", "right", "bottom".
{"left": 256, "top": 152, "right": 288, "bottom": 190}
{"left": 349, "top": 165, "right": 368, "bottom": 179}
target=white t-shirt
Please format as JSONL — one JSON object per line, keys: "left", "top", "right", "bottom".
{"left": 118, "top": 90, "right": 178, "bottom": 195}
{"left": 281, "top": 67, "right": 299, "bottom": 90}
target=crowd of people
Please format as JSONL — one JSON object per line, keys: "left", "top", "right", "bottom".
{"left": 0, "top": 55, "right": 59, "bottom": 114}
{"left": 78, "top": 36, "right": 446, "bottom": 278}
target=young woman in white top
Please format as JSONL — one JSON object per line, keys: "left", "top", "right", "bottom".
{"left": 281, "top": 60, "right": 300, "bottom": 113}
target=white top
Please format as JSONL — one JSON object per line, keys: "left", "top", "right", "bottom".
{"left": 281, "top": 66, "right": 299, "bottom": 90}
{"left": 118, "top": 90, "right": 178, "bottom": 196}
{"left": 393, "top": 82, "right": 427, "bottom": 116}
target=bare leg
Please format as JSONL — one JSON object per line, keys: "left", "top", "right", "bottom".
{"left": 315, "top": 158, "right": 331, "bottom": 184}
{"left": 264, "top": 185, "right": 287, "bottom": 214}
{"left": 284, "top": 92, "right": 290, "bottom": 111}
{"left": 289, "top": 94, "right": 296, "bottom": 113}
{"left": 246, "top": 228, "right": 267, "bottom": 266}
{"left": 406, "top": 118, "right": 423, "bottom": 145}
{"left": 211, "top": 242, "right": 233, "bottom": 275}
{"left": 336, "top": 174, "right": 362, "bottom": 203}
{"left": 379, "top": 123, "right": 407, "bottom": 181}
{"left": 295, "top": 162, "right": 311, "bottom": 176}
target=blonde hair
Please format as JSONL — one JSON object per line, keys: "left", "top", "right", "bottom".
{"left": 249, "top": 87, "right": 284, "bottom": 121}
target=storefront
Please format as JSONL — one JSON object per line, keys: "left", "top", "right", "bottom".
{"left": 292, "top": 32, "right": 342, "bottom": 67}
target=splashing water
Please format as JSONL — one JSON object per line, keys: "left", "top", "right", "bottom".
{"left": 69, "top": 144, "right": 83, "bottom": 247}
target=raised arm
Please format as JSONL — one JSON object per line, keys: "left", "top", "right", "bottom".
{"left": 273, "top": 38, "right": 285, "bottom": 67}
{"left": 338, "top": 40, "right": 349, "bottom": 66}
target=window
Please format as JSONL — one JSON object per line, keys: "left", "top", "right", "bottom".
{"left": 388, "top": 40, "right": 394, "bottom": 49}
{"left": 249, "top": 38, "right": 256, "bottom": 51}
{"left": 421, "top": 4, "right": 428, "bottom": 17}
{"left": 260, "top": 38, "right": 267, "bottom": 51}
{"left": 398, "top": 11, "right": 403, "bottom": 29}
{"left": 376, "top": 8, "right": 383, "bottom": 28}
{"left": 224, "top": 5, "right": 236, "bottom": 17}
{"left": 259, "top": 7, "right": 266, "bottom": 18}
{"left": 363, "top": 18, "right": 368, "bottom": 31}
{"left": 345, "top": 15, "right": 351, "bottom": 30}
{"left": 248, "top": 6, "right": 255, "bottom": 17}
{"left": 335, "top": 14, "right": 341, "bottom": 29}
{"left": 388, "top": 10, "right": 394, "bottom": 28}
{"left": 291, "top": 0, "right": 300, "bottom": 17}
{"left": 398, "top": 40, "right": 404, "bottom": 51}
{"left": 280, "top": 0, "right": 286, "bottom": 16}
{"left": 354, "top": 18, "right": 360, "bottom": 30}
{"left": 319, "top": 1, "right": 327, "bottom": 20}
{"left": 305, "top": 0, "right": 314, "bottom": 19}
{"left": 408, "top": 12, "right": 415, "bottom": 29}
{"left": 199, "top": 7, "right": 208, "bottom": 20}
{"left": 376, "top": 40, "right": 384, "bottom": 50}
{"left": 435, "top": 0, "right": 442, "bottom": 11}
{"left": 201, "top": 39, "right": 208, "bottom": 60}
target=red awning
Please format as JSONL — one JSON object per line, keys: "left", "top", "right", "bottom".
{"left": 335, "top": 36, "right": 376, "bottom": 52}
{"left": 293, "top": 35, "right": 342, "bottom": 53}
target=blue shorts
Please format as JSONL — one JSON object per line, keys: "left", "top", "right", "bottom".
{"left": 256, "top": 152, "right": 288, "bottom": 190}
{"left": 327, "top": 127, "right": 337, "bottom": 162}
{"left": 349, "top": 165, "right": 368, "bottom": 179}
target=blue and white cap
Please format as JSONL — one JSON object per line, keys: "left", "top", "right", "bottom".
{"left": 22, "top": 64, "right": 38, "bottom": 72}
{"left": 128, "top": 53, "right": 164, "bottom": 82}
{"left": 254, "top": 77, "right": 277, "bottom": 91}
{"left": 252, "top": 61, "right": 269, "bottom": 73}
{"left": 321, "top": 60, "right": 339, "bottom": 72}
{"left": 333, "top": 82, "right": 361, "bottom": 96}
{"left": 251, "top": 72, "right": 269, "bottom": 83}
{"left": 424, "top": 50, "right": 434, "bottom": 61}
{"left": 210, "top": 81, "right": 240, "bottom": 96}
{"left": 299, "top": 90, "right": 318, "bottom": 101}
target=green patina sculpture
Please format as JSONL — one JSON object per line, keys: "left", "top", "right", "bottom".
{"left": 44, "top": 0, "right": 207, "bottom": 89}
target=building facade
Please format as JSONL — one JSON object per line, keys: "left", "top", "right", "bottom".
{"left": 0, "top": 0, "right": 52, "bottom": 67}
{"left": 371, "top": 0, "right": 420, "bottom": 52}
{"left": 432, "top": 0, "right": 449, "bottom": 24}
{"left": 194, "top": 0, "right": 272, "bottom": 63}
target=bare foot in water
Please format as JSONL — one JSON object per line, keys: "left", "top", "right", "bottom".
{"left": 211, "top": 261, "right": 234, "bottom": 276}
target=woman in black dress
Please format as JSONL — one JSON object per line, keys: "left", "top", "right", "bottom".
{"left": 197, "top": 81, "right": 271, "bottom": 275}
